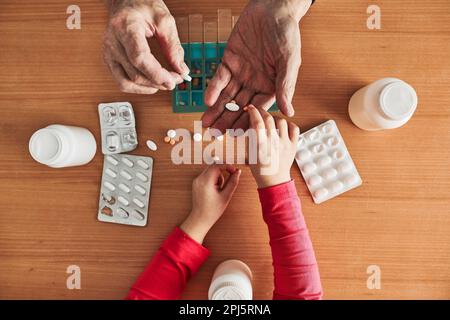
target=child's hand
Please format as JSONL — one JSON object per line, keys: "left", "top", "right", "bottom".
{"left": 180, "top": 165, "right": 241, "bottom": 244}
{"left": 247, "top": 105, "right": 300, "bottom": 188}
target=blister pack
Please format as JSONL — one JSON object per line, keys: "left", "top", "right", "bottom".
{"left": 98, "top": 154, "right": 153, "bottom": 227}
{"left": 295, "top": 120, "right": 362, "bottom": 204}
{"left": 98, "top": 102, "right": 138, "bottom": 154}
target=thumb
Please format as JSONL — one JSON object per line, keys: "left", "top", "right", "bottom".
{"left": 221, "top": 169, "right": 241, "bottom": 199}
{"left": 155, "top": 15, "right": 190, "bottom": 75}
{"left": 275, "top": 52, "right": 301, "bottom": 117}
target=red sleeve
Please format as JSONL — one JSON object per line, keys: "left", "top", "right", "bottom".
{"left": 258, "top": 180, "right": 323, "bottom": 300}
{"left": 125, "top": 227, "right": 210, "bottom": 300}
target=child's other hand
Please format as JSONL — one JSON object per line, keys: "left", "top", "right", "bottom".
{"left": 247, "top": 105, "right": 300, "bottom": 188}
{"left": 180, "top": 165, "right": 241, "bottom": 244}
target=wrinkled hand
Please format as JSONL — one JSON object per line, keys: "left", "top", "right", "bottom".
{"left": 180, "top": 165, "right": 241, "bottom": 244}
{"left": 103, "top": 0, "right": 189, "bottom": 94}
{"left": 202, "top": 0, "right": 312, "bottom": 132}
{"left": 247, "top": 105, "right": 300, "bottom": 188}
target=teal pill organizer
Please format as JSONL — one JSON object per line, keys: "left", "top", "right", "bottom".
{"left": 172, "top": 42, "right": 278, "bottom": 113}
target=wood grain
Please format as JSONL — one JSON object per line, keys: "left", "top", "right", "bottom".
{"left": 0, "top": 0, "right": 449, "bottom": 299}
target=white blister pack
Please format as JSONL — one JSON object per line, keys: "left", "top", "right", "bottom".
{"left": 98, "top": 154, "right": 153, "bottom": 227}
{"left": 98, "top": 102, "right": 138, "bottom": 154}
{"left": 295, "top": 120, "right": 362, "bottom": 204}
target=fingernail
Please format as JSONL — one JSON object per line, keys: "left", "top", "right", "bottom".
{"left": 287, "top": 106, "right": 295, "bottom": 117}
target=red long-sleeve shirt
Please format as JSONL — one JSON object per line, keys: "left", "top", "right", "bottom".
{"left": 125, "top": 181, "right": 322, "bottom": 300}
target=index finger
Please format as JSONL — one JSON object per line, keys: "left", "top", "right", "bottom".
{"left": 118, "top": 25, "right": 177, "bottom": 90}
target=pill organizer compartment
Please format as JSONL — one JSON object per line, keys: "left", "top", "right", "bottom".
{"left": 98, "top": 102, "right": 138, "bottom": 154}
{"left": 295, "top": 120, "right": 362, "bottom": 204}
{"left": 172, "top": 42, "right": 278, "bottom": 113}
{"left": 98, "top": 154, "right": 153, "bottom": 227}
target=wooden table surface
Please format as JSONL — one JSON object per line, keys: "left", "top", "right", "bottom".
{"left": 0, "top": 0, "right": 449, "bottom": 300}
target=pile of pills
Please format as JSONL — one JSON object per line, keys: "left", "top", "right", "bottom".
{"left": 164, "top": 129, "right": 177, "bottom": 145}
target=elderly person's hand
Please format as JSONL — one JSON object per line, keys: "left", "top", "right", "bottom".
{"left": 103, "top": 0, "right": 189, "bottom": 94}
{"left": 202, "top": 0, "right": 312, "bottom": 133}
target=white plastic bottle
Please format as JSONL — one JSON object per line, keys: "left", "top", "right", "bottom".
{"left": 348, "top": 78, "right": 418, "bottom": 131}
{"left": 208, "top": 260, "right": 253, "bottom": 300}
{"left": 29, "top": 124, "right": 97, "bottom": 168}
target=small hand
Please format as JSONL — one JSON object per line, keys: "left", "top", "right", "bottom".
{"left": 247, "top": 105, "right": 300, "bottom": 188}
{"left": 202, "top": 0, "right": 312, "bottom": 132}
{"left": 180, "top": 165, "right": 241, "bottom": 244}
{"left": 103, "top": 0, "right": 189, "bottom": 94}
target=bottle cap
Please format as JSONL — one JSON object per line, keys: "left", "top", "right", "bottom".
{"left": 208, "top": 260, "right": 253, "bottom": 300}
{"left": 379, "top": 81, "right": 418, "bottom": 120}
{"left": 29, "top": 128, "right": 63, "bottom": 166}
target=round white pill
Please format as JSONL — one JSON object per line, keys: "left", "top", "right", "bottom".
{"left": 167, "top": 129, "right": 177, "bottom": 139}
{"left": 116, "top": 207, "right": 129, "bottom": 218}
{"left": 118, "top": 196, "right": 129, "bottom": 206}
{"left": 106, "top": 156, "right": 119, "bottom": 166}
{"left": 323, "top": 168, "right": 338, "bottom": 179}
{"left": 308, "top": 175, "right": 322, "bottom": 187}
{"left": 134, "top": 185, "right": 146, "bottom": 195}
{"left": 120, "top": 170, "right": 132, "bottom": 180}
{"left": 136, "top": 172, "right": 148, "bottom": 182}
{"left": 333, "top": 150, "right": 345, "bottom": 160}
{"left": 321, "top": 123, "right": 333, "bottom": 133}
{"left": 296, "top": 150, "right": 311, "bottom": 161}
{"left": 105, "top": 168, "right": 117, "bottom": 178}
{"left": 225, "top": 102, "right": 240, "bottom": 112}
{"left": 330, "top": 181, "right": 344, "bottom": 192}
{"left": 306, "top": 130, "right": 319, "bottom": 141}
{"left": 132, "top": 209, "right": 145, "bottom": 221}
{"left": 312, "top": 143, "right": 325, "bottom": 153}
{"left": 317, "top": 156, "right": 332, "bottom": 167}
{"left": 327, "top": 136, "right": 339, "bottom": 147}
{"left": 119, "top": 183, "right": 130, "bottom": 193}
{"left": 121, "top": 157, "right": 134, "bottom": 167}
{"left": 302, "top": 162, "right": 317, "bottom": 174}
{"left": 137, "top": 159, "right": 149, "bottom": 170}
{"left": 193, "top": 133, "right": 203, "bottom": 142}
{"left": 104, "top": 181, "right": 115, "bottom": 191}
{"left": 133, "top": 198, "right": 145, "bottom": 208}
{"left": 314, "top": 188, "right": 329, "bottom": 200}
{"left": 146, "top": 140, "right": 158, "bottom": 151}
{"left": 337, "top": 161, "right": 352, "bottom": 173}
{"left": 343, "top": 174, "right": 358, "bottom": 185}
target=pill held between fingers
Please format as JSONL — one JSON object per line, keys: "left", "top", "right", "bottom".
{"left": 106, "top": 156, "right": 119, "bottom": 166}
{"left": 120, "top": 170, "right": 132, "bottom": 180}
{"left": 146, "top": 140, "right": 158, "bottom": 151}
{"left": 104, "top": 181, "right": 116, "bottom": 191}
{"left": 119, "top": 183, "right": 131, "bottom": 193}
{"left": 136, "top": 172, "right": 148, "bottom": 182}
{"left": 105, "top": 168, "right": 117, "bottom": 178}
{"left": 134, "top": 185, "right": 146, "bottom": 195}
{"left": 167, "top": 129, "right": 176, "bottom": 139}
{"left": 133, "top": 198, "right": 145, "bottom": 208}
{"left": 193, "top": 133, "right": 203, "bottom": 142}
{"left": 137, "top": 159, "right": 149, "bottom": 169}
{"left": 118, "top": 196, "right": 129, "bottom": 206}
{"left": 182, "top": 74, "right": 192, "bottom": 82}
{"left": 122, "top": 157, "right": 134, "bottom": 167}
{"left": 132, "top": 209, "right": 145, "bottom": 221}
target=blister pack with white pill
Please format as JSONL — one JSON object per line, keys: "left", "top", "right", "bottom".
{"left": 98, "top": 102, "right": 138, "bottom": 154}
{"left": 295, "top": 120, "right": 362, "bottom": 204}
{"left": 98, "top": 154, "right": 153, "bottom": 227}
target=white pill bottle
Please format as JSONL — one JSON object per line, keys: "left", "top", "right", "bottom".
{"left": 208, "top": 260, "right": 253, "bottom": 300}
{"left": 348, "top": 78, "right": 418, "bottom": 131}
{"left": 29, "top": 124, "right": 97, "bottom": 168}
